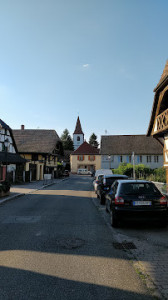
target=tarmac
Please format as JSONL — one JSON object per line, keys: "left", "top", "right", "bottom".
{"left": 0, "top": 177, "right": 168, "bottom": 299}
{"left": 0, "top": 178, "right": 64, "bottom": 205}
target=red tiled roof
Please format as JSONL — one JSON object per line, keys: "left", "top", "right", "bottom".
{"left": 71, "top": 141, "right": 99, "bottom": 155}
{"left": 73, "top": 117, "right": 84, "bottom": 134}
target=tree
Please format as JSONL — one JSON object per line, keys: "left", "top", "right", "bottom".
{"left": 89, "top": 133, "right": 99, "bottom": 148}
{"left": 61, "top": 129, "right": 74, "bottom": 150}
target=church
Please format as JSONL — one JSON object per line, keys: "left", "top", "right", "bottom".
{"left": 70, "top": 117, "right": 101, "bottom": 173}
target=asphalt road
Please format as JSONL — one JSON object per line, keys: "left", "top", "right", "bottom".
{"left": 0, "top": 175, "right": 155, "bottom": 300}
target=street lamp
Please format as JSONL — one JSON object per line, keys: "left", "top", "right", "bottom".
{"left": 4, "top": 138, "right": 10, "bottom": 180}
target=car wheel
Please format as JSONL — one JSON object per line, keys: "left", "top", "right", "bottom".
{"left": 110, "top": 210, "right": 119, "bottom": 228}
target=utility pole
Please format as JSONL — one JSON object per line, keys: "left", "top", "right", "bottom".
{"left": 132, "top": 152, "right": 135, "bottom": 179}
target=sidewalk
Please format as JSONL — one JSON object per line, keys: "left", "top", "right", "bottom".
{"left": 0, "top": 178, "right": 64, "bottom": 205}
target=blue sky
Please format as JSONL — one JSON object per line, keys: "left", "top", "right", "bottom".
{"left": 0, "top": 0, "right": 168, "bottom": 142}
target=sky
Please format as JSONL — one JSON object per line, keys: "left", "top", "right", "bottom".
{"left": 0, "top": 0, "right": 168, "bottom": 143}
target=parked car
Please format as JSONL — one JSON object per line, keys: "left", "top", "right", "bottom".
{"left": 105, "top": 179, "right": 167, "bottom": 228}
{"left": 93, "top": 169, "right": 113, "bottom": 193}
{"left": 94, "top": 169, "right": 113, "bottom": 178}
{"left": 77, "top": 169, "right": 92, "bottom": 175}
{"left": 63, "top": 170, "right": 69, "bottom": 177}
{"left": 97, "top": 174, "right": 128, "bottom": 204}
{"left": 93, "top": 174, "right": 104, "bottom": 193}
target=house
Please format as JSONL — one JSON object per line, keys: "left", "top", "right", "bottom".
{"left": 70, "top": 141, "right": 101, "bottom": 173}
{"left": 13, "top": 126, "right": 63, "bottom": 181}
{"left": 101, "top": 135, "right": 163, "bottom": 169}
{"left": 147, "top": 60, "right": 168, "bottom": 182}
{"left": 0, "top": 119, "right": 26, "bottom": 182}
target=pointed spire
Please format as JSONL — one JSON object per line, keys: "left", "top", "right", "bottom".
{"left": 154, "top": 60, "right": 168, "bottom": 91}
{"left": 73, "top": 116, "right": 84, "bottom": 134}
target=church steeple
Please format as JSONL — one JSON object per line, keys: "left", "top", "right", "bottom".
{"left": 73, "top": 117, "right": 84, "bottom": 150}
{"left": 73, "top": 116, "right": 84, "bottom": 135}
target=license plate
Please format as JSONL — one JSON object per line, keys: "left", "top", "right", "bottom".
{"left": 133, "top": 201, "right": 151, "bottom": 206}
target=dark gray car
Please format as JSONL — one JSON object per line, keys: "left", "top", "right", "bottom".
{"left": 105, "top": 179, "right": 167, "bottom": 227}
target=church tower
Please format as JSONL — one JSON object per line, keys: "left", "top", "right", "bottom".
{"left": 73, "top": 117, "right": 84, "bottom": 150}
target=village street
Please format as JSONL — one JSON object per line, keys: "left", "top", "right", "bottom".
{"left": 0, "top": 175, "right": 163, "bottom": 300}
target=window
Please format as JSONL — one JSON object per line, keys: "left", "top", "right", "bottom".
{"left": 139, "top": 155, "right": 142, "bottom": 163}
{"left": 88, "top": 155, "right": 95, "bottom": 161}
{"left": 120, "top": 156, "right": 123, "bottom": 163}
{"left": 78, "top": 155, "right": 84, "bottom": 161}
{"left": 147, "top": 155, "right": 151, "bottom": 163}
{"left": 154, "top": 155, "right": 159, "bottom": 163}
{"left": 77, "top": 136, "right": 80, "bottom": 141}
{"left": 129, "top": 155, "right": 132, "bottom": 163}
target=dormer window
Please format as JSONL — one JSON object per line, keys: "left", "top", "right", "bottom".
{"left": 77, "top": 136, "right": 80, "bottom": 141}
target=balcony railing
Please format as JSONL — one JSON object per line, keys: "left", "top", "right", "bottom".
{"left": 153, "top": 108, "right": 168, "bottom": 135}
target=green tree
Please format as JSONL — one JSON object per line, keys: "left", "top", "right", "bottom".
{"left": 61, "top": 129, "right": 74, "bottom": 150}
{"left": 89, "top": 133, "right": 99, "bottom": 148}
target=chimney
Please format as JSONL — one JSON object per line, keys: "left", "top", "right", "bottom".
{"left": 21, "top": 125, "right": 25, "bottom": 130}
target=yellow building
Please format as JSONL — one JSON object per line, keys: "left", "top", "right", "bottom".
{"left": 13, "top": 126, "right": 63, "bottom": 181}
{"left": 70, "top": 141, "right": 101, "bottom": 173}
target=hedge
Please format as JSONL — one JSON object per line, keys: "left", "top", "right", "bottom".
{"left": 112, "top": 163, "right": 166, "bottom": 183}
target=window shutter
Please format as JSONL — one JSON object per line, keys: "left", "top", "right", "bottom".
{"left": 137, "top": 156, "right": 140, "bottom": 164}
{"left": 126, "top": 156, "right": 129, "bottom": 163}
{"left": 83, "top": 155, "right": 84, "bottom": 161}
{"left": 77, "top": 156, "right": 79, "bottom": 160}
{"left": 94, "top": 156, "right": 95, "bottom": 161}
{"left": 88, "top": 156, "right": 90, "bottom": 161}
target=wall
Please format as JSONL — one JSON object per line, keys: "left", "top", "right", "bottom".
{"left": 101, "top": 154, "right": 163, "bottom": 170}
{"left": 73, "top": 134, "right": 84, "bottom": 150}
{"left": 70, "top": 155, "right": 101, "bottom": 173}
{"left": 20, "top": 153, "right": 58, "bottom": 180}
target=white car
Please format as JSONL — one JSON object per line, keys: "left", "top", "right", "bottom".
{"left": 77, "top": 169, "right": 92, "bottom": 175}
{"left": 93, "top": 169, "right": 113, "bottom": 193}
{"left": 93, "top": 174, "right": 104, "bottom": 193}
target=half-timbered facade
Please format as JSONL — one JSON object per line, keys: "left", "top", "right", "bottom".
{"left": 13, "top": 126, "right": 63, "bottom": 181}
{"left": 0, "top": 119, "right": 26, "bottom": 182}
{"left": 147, "top": 60, "right": 168, "bottom": 182}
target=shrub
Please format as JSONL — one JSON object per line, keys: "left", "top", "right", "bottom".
{"left": 112, "top": 163, "right": 165, "bottom": 182}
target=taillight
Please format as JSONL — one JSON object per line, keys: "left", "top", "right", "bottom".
{"left": 115, "top": 196, "right": 124, "bottom": 205}
{"left": 160, "top": 196, "right": 167, "bottom": 205}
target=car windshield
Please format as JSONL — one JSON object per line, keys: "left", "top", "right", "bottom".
{"left": 120, "top": 182, "right": 161, "bottom": 196}
{"left": 106, "top": 177, "right": 126, "bottom": 186}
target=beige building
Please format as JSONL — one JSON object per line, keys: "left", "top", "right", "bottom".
{"left": 70, "top": 141, "right": 101, "bottom": 173}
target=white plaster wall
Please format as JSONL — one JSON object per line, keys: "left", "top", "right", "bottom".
{"left": 73, "top": 134, "right": 84, "bottom": 150}
{"left": 101, "top": 155, "right": 163, "bottom": 170}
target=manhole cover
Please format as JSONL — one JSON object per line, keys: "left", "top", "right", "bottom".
{"left": 113, "top": 242, "right": 136, "bottom": 250}
{"left": 55, "top": 238, "right": 85, "bottom": 249}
